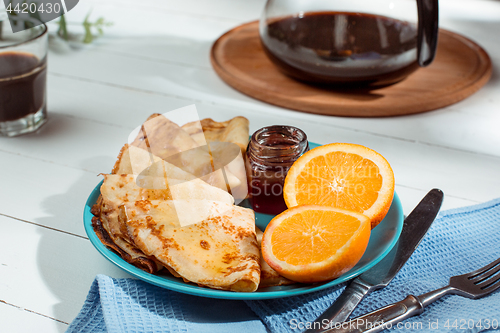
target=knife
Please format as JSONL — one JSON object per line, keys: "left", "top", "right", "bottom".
{"left": 305, "top": 188, "right": 444, "bottom": 333}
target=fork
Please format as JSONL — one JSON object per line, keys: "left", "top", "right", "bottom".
{"left": 320, "top": 257, "right": 500, "bottom": 333}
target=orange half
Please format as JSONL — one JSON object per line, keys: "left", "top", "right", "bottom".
{"left": 261, "top": 205, "right": 371, "bottom": 283}
{"left": 283, "top": 143, "right": 395, "bottom": 229}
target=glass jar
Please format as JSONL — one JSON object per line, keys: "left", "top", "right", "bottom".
{"left": 246, "top": 125, "right": 309, "bottom": 215}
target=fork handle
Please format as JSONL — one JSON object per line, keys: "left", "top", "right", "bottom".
{"left": 320, "top": 285, "right": 455, "bottom": 333}
{"left": 320, "top": 295, "right": 424, "bottom": 333}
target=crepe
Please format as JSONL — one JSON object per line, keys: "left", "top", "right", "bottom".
{"left": 99, "top": 121, "right": 233, "bottom": 274}
{"left": 130, "top": 114, "right": 211, "bottom": 177}
{"left": 129, "top": 114, "right": 244, "bottom": 193}
{"left": 93, "top": 156, "right": 234, "bottom": 274}
{"left": 92, "top": 113, "right": 265, "bottom": 291}
{"left": 120, "top": 200, "right": 260, "bottom": 292}
{"left": 91, "top": 197, "right": 162, "bottom": 274}
{"left": 131, "top": 113, "right": 202, "bottom": 153}
{"left": 94, "top": 144, "right": 185, "bottom": 274}
{"left": 207, "top": 141, "right": 248, "bottom": 203}
{"left": 182, "top": 117, "right": 250, "bottom": 201}
{"left": 182, "top": 116, "right": 250, "bottom": 154}
{"left": 113, "top": 144, "right": 196, "bottom": 181}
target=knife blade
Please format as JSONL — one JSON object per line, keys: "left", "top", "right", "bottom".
{"left": 305, "top": 188, "right": 444, "bottom": 333}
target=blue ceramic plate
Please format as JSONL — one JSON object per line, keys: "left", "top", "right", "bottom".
{"left": 84, "top": 142, "right": 404, "bottom": 300}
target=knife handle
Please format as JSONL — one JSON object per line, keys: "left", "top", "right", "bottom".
{"left": 321, "top": 295, "right": 424, "bottom": 333}
{"left": 304, "top": 280, "right": 372, "bottom": 333}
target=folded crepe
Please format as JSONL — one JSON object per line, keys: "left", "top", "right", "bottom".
{"left": 113, "top": 145, "right": 196, "bottom": 181}
{"left": 120, "top": 200, "right": 260, "bottom": 292}
{"left": 94, "top": 158, "right": 262, "bottom": 291}
{"left": 92, "top": 197, "right": 162, "bottom": 274}
{"left": 94, "top": 142, "right": 233, "bottom": 274}
{"left": 94, "top": 145, "right": 188, "bottom": 274}
{"left": 182, "top": 116, "right": 250, "bottom": 201}
{"left": 92, "top": 171, "right": 234, "bottom": 273}
{"left": 131, "top": 113, "right": 202, "bottom": 152}
{"left": 130, "top": 114, "right": 243, "bottom": 193}
{"left": 182, "top": 116, "right": 250, "bottom": 154}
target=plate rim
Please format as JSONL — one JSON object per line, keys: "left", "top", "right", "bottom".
{"left": 83, "top": 143, "right": 404, "bottom": 300}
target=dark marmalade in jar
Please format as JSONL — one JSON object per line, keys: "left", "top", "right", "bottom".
{"left": 246, "top": 125, "right": 309, "bottom": 215}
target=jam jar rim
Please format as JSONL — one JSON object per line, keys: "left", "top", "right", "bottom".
{"left": 247, "top": 125, "right": 309, "bottom": 165}
{"left": 250, "top": 125, "right": 308, "bottom": 151}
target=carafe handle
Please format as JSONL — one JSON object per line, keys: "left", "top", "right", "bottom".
{"left": 416, "top": 0, "right": 439, "bottom": 66}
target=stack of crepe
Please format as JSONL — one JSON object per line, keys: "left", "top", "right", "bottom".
{"left": 91, "top": 114, "right": 292, "bottom": 292}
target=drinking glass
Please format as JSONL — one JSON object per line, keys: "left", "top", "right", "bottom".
{"left": 0, "top": 17, "right": 48, "bottom": 136}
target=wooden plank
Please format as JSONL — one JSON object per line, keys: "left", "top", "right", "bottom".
{"left": 84, "top": 0, "right": 265, "bottom": 22}
{"left": 0, "top": 302, "right": 68, "bottom": 333}
{"left": 0, "top": 150, "right": 101, "bottom": 237}
{"left": 0, "top": 110, "right": 127, "bottom": 175}
{"left": 0, "top": 215, "right": 131, "bottom": 324}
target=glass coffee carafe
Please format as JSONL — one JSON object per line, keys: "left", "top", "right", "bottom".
{"left": 259, "top": 0, "right": 439, "bottom": 87}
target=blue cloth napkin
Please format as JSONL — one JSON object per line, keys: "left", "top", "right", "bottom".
{"left": 68, "top": 198, "right": 500, "bottom": 333}
{"left": 66, "top": 275, "right": 267, "bottom": 333}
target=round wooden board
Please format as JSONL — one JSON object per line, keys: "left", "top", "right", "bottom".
{"left": 210, "top": 21, "right": 492, "bottom": 117}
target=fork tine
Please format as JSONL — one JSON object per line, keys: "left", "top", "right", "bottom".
{"left": 471, "top": 261, "right": 500, "bottom": 284}
{"left": 478, "top": 271, "right": 500, "bottom": 289}
{"left": 480, "top": 276, "right": 500, "bottom": 293}
{"left": 467, "top": 257, "right": 500, "bottom": 280}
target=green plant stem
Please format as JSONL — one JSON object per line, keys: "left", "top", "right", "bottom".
{"left": 57, "top": 11, "right": 112, "bottom": 44}
{"left": 58, "top": 15, "right": 69, "bottom": 41}
{"left": 82, "top": 12, "right": 93, "bottom": 43}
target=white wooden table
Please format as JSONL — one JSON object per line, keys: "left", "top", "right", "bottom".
{"left": 1, "top": 0, "right": 499, "bottom": 331}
